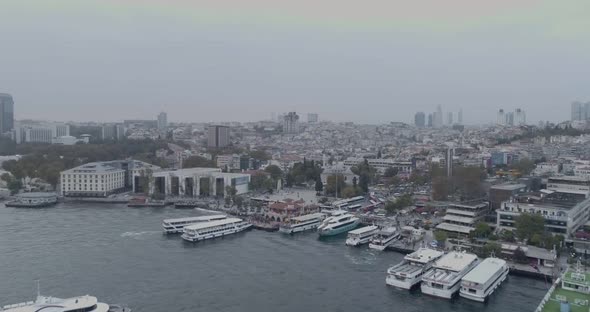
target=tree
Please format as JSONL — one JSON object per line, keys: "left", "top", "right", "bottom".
{"left": 359, "top": 174, "right": 369, "bottom": 193}
{"left": 341, "top": 186, "right": 361, "bottom": 198}
{"left": 285, "top": 173, "right": 294, "bottom": 187}
{"left": 432, "top": 176, "right": 449, "bottom": 201}
{"left": 234, "top": 196, "right": 244, "bottom": 209}
{"left": 434, "top": 230, "right": 448, "bottom": 243}
{"left": 325, "top": 174, "right": 346, "bottom": 197}
{"left": 470, "top": 222, "right": 492, "bottom": 238}
{"left": 183, "top": 156, "right": 216, "bottom": 168}
{"left": 352, "top": 176, "right": 358, "bottom": 188}
{"left": 510, "top": 158, "right": 536, "bottom": 175}
{"left": 500, "top": 229, "right": 516, "bottom": 242}
{"left": 384, "top": 167, "right": 399, "bottom": 178}
{"left": 481, "top": 242, "right": 502, "bottom": 258}
{"left": 513, "top": 247, "right": 529, "bottom": 264}
{"left": 264, "top": 165, "right": 283, "bottom": 181}
{"left": 225, "top": 185, "right": 237, "bottom": 198}
{"left": 377, "top": 150, "right": 382, "bottom": 159}
{"left": 515, "top": 213, "right": 545, "bottom": 241}
{"left": 315, "top": 177, "right": 324, "bottom": 193}
{"left": 249, "top": 149, "right": 271, "bottom": 161}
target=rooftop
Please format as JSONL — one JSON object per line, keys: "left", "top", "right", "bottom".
{"left": 184, "top": 218, "right": 243, "bottom": 231}
{"left": 491, "top": 183, "right": 527, "bottom": 191}
{"left": 540, "top": 287, "right": 589, "bottom": 312}
{"left": 434, "top": 252, "right": 479, "bottom": 272}
{"left": 462, "top": 257, "right": 507, "bottom": 285}
{"left": 405, "top": 248, "right": 444, "bottom": 264}
{"left": 348, "top": 225, "right": 378, "bottom": 235}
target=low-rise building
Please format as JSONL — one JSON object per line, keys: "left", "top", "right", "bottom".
{"left": 436, "top": 200, "right": 490, "bottom": 235}
{"left": 489, "top": 183, "right": 527, "bottom": 210}
{"left": 343, "top": 157, "right": 412, "bottom": 174}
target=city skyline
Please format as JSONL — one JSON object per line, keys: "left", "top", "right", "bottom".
{"left": 1, "top": 0, "right": 589, "bottom": 124}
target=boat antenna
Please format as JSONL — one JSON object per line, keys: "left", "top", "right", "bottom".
{"left": 35, "top": 279, "right": 41, "bottom": 298}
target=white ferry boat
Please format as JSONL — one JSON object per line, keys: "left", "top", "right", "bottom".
{"left": 279, "top": 213, "right": 326, "bottom": 234}
{"left": 386, "top": 248, "right": 444, "bottom": 289}
{"left": 421, "top": 251, "right": 480, "bottom": 299}
{"left": 181, "top": 218, "right": 252, "bottom": 242}
{"left": 459, "top": 257, "right": 509, "bottom": 302}
{"left": 1, "top": 295, "right": 129, "bottom": 312}
{"left": 317, "top": 211, "right": 360, "bottom": 237}
{"left": 162, "top": 215, "right": 227, "bottom": 234}
{"left": 345, "top": 225, "right": 379, "bottom": 246}
{"left": 368, "top": 226, "right": 400, "bottom": 251}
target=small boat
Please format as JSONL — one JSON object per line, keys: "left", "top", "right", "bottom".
{"left": 421, "top": 251, "right": 480, "bottom": 299}
{"left": 459, "top": 257, "right": 509, "bottom": 302}
{"left": 279, "top": 213, "right": 326, "bottom": 234}
{"left": 368, "top": 226, "right": 400, "bottom": 251}
{"left": 162, "top": 215, "right": 227, "bottom": 234}
{"left": 386, "top": 248, "right": 445, "bottom": 290}
{"left": 181, "top": 218, "right": 252, "bottom": 242}
{"left": 317, "top": 211, "right": 360, "bottom": 237}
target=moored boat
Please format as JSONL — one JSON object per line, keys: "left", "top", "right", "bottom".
{"left": 181, "top": 217, "right": 252, "bottom": 242}
{"left": 459, "top": 257, "right": 509, "bottom": 302}
{"left": 369, "top": 226, "right": 400, "bottom": 251}
{"left": 421, "top": 251, "right": 480, "bottom": 299}
{"left": 279, "top": 213, "right": 326, "bottom": 234}
{"left": 317, "top": 211, "right": 360, "bottom": 237}
{"left": 345, "top": 225, "right": 379, "bottom": 246}
{"left": 386, "top": 248, "right": 444, "bottom": 289}
{"left": 162, "top": 215, "right": 227, "bottom": 234}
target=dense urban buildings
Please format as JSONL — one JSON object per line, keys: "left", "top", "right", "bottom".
{"left": 0, "top": 93, "right": 14, "bottom": 134}
{"left": 141, "top": 168, "right": 250, "bottom": 197}
{"left": 497, "top": 108, "right": 526, "bottom": 126}
{"left": 14, "top": 121, "right": 70, "bottom": 144}
{"left": 207, "top": 125, "right": 230, "bottom": 148}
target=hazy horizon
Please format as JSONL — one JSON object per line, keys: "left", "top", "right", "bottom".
{"left": 1, "top": 0, "right": 589, "bottom": 124}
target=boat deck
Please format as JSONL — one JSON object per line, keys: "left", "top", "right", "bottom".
{"left": 423, "top": 269, "right": 459, "bottom": 284}
{"left": 391, "top": 263, "right": 422, "bottom": 276}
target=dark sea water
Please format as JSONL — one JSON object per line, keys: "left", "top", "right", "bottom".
{"left": 0, "top": 203, "right": 548, "bottom": 312}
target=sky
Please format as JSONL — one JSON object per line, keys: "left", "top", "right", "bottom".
{"left": 1, "top": 0, "right": 589, "bottom": 124}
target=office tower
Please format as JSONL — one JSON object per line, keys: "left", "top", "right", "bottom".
{"left": 282, "top": 112, "right": 300, "bottom": 134}
{"left": 447, "top": 112, "right": 453, "bottom": 125}
{"left": 457, "top": 109, "right": 463, "bottom": 125}
{"left": 157, "top": 112, "right": 168, "bottom": 133}
{"left": 414, "top": 112, "right": 426, "bottom": 128}
{"left": 208, "top": 125, "right": 230, "bottom": 148}
{"left": 497, "top": 109, "right": 505, "bottom": 125}
{"left": 433, "top": 105, "right": 444, "bottom": 128}
{"left": 445, "top": 148, "right": 454, "bottom": 177}
{"left": 506, "top": 112, "right": 515, "bottom": 126}
{"left": 0, "top": 93, "right": 14, "bottom": 134}
{"left": 515, "top": 108, "right": 526, "bottom": 125}
{"left": 572, "top": 102, "right": 584, "bottom": 121}
{"left": 307, "top": 113, "right": 319, "bottom": 123}
{"left": 427, "top": 114, "right": 433, "bottom": 127}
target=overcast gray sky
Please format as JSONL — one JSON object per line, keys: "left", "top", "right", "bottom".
{"left": 1, "top": 0, "right": 589, "bottom": 124}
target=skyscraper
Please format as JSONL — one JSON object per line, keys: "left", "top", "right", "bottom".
{"left": 572, "top": 102, "right": 584, "bottom": 121}
{"left": 457, "top": 109, "right": 463, "bottom": 125}
{"left": 414, "top": 112, "right": 426, "bottom": 128}
{"left": 208, "top": 125, "right": 230, "bottom": 148}
{"left": 506, "top": 112, "right": 515, "bottom": 126}
{"left": 446, "top": 112, "right": 453, "bottom": 125}
{"left": 427, "top": 114, "right": 433, "bottom": 127}
{"left": 497, "top": 109, "right": 505, "bottom": 125}
{"left": 0, "top": 93, "right": 14, "bottom": 134}
{"left": 434, "top": 105, "right": 444, "bottom": 128}
{"left": 157, "top": 112, "right": 168, "bottom": 133}
{"left": 307, "top": 113, "right": 318, "bottom": 123}
{"left": 283, "top": 112, "right": 300, "bottom": 134}
{"left": 515, "top": 108, "right": 526, "bottom": 125}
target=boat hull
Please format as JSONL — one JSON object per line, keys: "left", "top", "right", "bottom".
{"left": 386, "top": 275, "right": 421, "bottom": 290}
{"left": 420, "top": 284, "right": 460, "bottom": 299}
{"left": 279, "top": 222, "right": 320, "bottom": 234}
{"left": 181, "top": 224, "right": 252, "bottom": 242}
{"left": 459, "top": 268, "right": 509, "bottom": 302}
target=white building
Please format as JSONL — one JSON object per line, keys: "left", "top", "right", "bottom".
{"left": 207, "top": 125, "right": 230, "bottom": 148}
{"left": 157, "top": 112, "right": 168, "bottom": 133}
{"left": 546, "top": 176, "right": 590, "bottom": 198}
{"left": 343, "top": 157, "right": 412, "bottom": 174}
{"left": 436, "top": 201, "right": 490, "bottom": 235}
{"left": 307, "top": 113, "right": 318, "bottom": 123}
{"left": 60, "top": 160, "right": 159, "bottom": 197}
{"left": 533, "top": 162, "right": 560, "bottom": 176}
{"left": 282, "top": 112, "right": 300, "bottom": 134}
{"left": 139, "top": 168, "right": 250, "bottom": 197}
{"left": 15, "top": 121, "right": 70, "bottom": 144}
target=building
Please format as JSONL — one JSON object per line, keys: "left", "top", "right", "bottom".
{"left": 207, "top": 125, "right": 230, "bottom": 148}
{"left": 497, "top": 191, "right": 590, "bottom": 236}
{"left": 60, "top": 160, "right": 159, "bottom": 197}
{"left": 307, "top": 113, "right": 318, "bottom": 123}
{"left": 0, "top": 93, "right": 14, "bottom": 134}
{"left": 446, "top": 112, "right": 453, "bottom": 126}
{"left": 572, "top": 101, "right": 584, "bottom": 121}
{"left": 433, "top": 105, "right": 444, "bottom": 128}
{"left": 427, "top": 114, "right": 433, "bottom": 127}
{"left": 515, "top": 108, "right": 526, "bottom": 125}
{"left": 157, "top": 112, "right": 168, "bottom": 133}
{"left": 436, "top": 200, "right": 490, "bottom": 235}
{"left": 215, "top": 154, "right": 241, "bottom": 170}
{"left": 283, "top": 112, "right": 300, "bottom": 134}
{"left": 101, "top": 123, "right": 125, "bottom": 141}
{"left": 546, "top": 176, "right": 590, "bottom": 198}
{"left": 445, "top": 148, "right": 454, "bottom": 177}
{"left": 489, "top": 183, "right": 527, "bottom": 210}
{"left": 14, "top": 121, "right": 70, "bottom": 144}
{"left": 506, "top": 112, "right": 515, "bottom": 126}
{"left": 457, "top": 109, "right": 463, "bottom": 125}
{"left": 414, "top": 112, "right": 425, "bottom": 128}
{"left": 497, "top": 109, "right": 505, "bottom": 126}
{"left": 343, "top": 157, "right": 412, "bottom": 175}
{"left": 137, "top": 167, "right": 250, "bottom": 197}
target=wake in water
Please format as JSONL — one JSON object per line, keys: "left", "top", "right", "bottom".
{"left": 120, "top": 231, "right": 161, "bottom": 239}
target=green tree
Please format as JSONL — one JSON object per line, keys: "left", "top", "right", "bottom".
{"left": 183, "top": 156, "right": 216, "bottom": 168}
{"left": 434, "top": 230, "right": 448, "bottom": 243}
{"left": 264, "top": 165, "right": 283, "bottom": 180}
{"left": 249, "top": 149, "right": 271, "bottom": 161}
{"left": 325, "top": 174, "right": 346, "bottom": 197}
{"left": 515, "top": 213, "right": 545, "bottom": 241}
{"left": 513, "top": 247, "right": 528, "bottom": 264}
{"left": 510, "top": 158, "right": 536, "bottom": 175}
{"left": 315, "top": 177, "right": 324, "bottom": 193}
{"left": 384, "top": 167, "right": 399, "bottom": 177}
{"left": 470, "top": 222, "right": 492, "bottom": 238}
{"left": 234, "top": 196, "right": 244, "bottom": 209}
{"left": 500, "top": 229, "right": 516, "bottom": 242}
{"left": 481, "top": 242, "right": 502, "bottom": 257}
{"left": 225, "top": 185, "right": 237, "bottom": 198}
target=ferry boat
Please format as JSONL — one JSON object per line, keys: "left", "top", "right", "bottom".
{"left": 162, "top": 215, "right": 227, "bottom": 234}
{"left": 317, "top": 211, "right": 360, "bottom": 237}
{"left": 459, "top": 257, "right": 509, "bottom": 302}
{"left": 386, "top": 248, "right": 445, "bottom": 289}
{"left": 279, "top": 213, "right": 326, "bottom": 234}
{"left": 181, "top": 217, "right": 252, "bottom": 242}
{"left": 421, "top": 251, "right": 480, "bottom": 299}
{"left": 368, "top": 226, "right": 400, "bottom": 251}
{"left": 345, "top": 225, "right": 379, "bottom": 246}
{"left": 1, "top": 295, "right": 129, "bottom": 312}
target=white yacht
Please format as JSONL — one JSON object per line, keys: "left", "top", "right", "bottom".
{"left": 368, "top": 226, "right": 400, "bottom": 251}
{"left": 421, "top": 251, "right": 480, "bottom": 299}
{"left": 1, "top": 295, "right": 129, "bottom": 312}
{"left": 279, "top": 213, "right": 326, "bottom": 234}
{"left": 386, "top": 248, "right": 444, "bottom": 289}
{"left": 181, "top": 217, "right": 252, "bottom": 242}
{"left": 345, "top": 225, "right": 379, "bottom": 246}
{"left": 317, "top": 211, "right": 360, "bottom": 237}
{"left": 459, "top": 257, "right": 509, "bottom": 302}
{"left": 162, "top": 215, "right": 227, "bottom": 234}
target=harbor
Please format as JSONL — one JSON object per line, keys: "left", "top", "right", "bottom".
{"left": 0, "top": 202, "right": 549, "bottom": 312}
